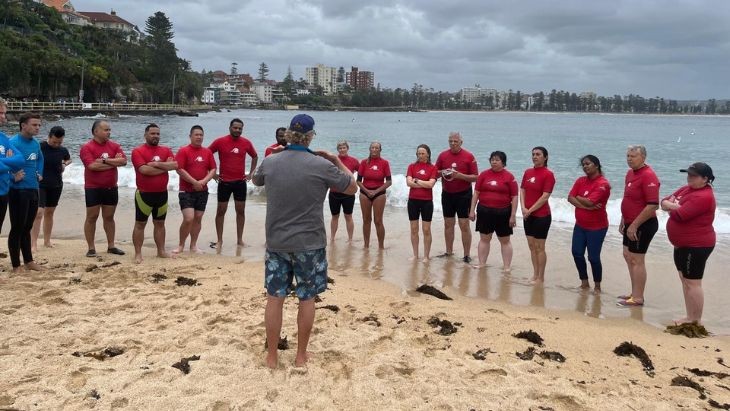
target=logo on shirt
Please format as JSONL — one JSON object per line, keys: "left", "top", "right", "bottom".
{"left": 583, "top": 190, "right": 589, "bottom": 196}
{"left": 418, "top": 169, "right": 426, "bottom": 175}
{"left": 627, "top": 182, "right": 632, "bottom": 187}
{"left": 489, "top": 180, "right": 497, "bottom": 186}
{"left": 451, "top": 162, "right": 457, "bottom": 169}
{"left": 101, "top": 152, "right": 110, "bottom": 159}
{"left": 648, "top": 182, "right": 656, "bottom": 187}
{"left": 27, "top": 153, "right": 37, "bottom": 161}
{"left": 152, "top": 155, "right": 161, "bottom": 161}
{"left": 195, "top": 156, "right": 204, "bottom": 162}
{"left": 0, "top": 145, "right": 5, "bottom": 156}
{"left": 231, "top": 148, "right": 240, "bottom": 154}
{"left": 529, "top": 177, "right": 536, "bottom": 183}
{"left": 371, "top": 165, "right": 379, "bottom": 171}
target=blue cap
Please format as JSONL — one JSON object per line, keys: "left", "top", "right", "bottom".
{"left": 289, "top": 114, "right": 314, "bottom": 133}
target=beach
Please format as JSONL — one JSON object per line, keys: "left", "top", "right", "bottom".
{"left": 1, "top": 186, "right": 729, "bottom": 410}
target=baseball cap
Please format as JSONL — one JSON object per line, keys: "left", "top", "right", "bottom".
{"left": 680, "top": 162, "right": 715, "bottom": 182}
{"left": 289, "top": 114, "right": 314, "bottom": 133}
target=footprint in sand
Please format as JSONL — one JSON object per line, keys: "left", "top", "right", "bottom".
{"left": 210, "top": 401, "right": 232, "bottom": 411}
{"left": 66, "top": 370, "right": 87, "bottom": 391}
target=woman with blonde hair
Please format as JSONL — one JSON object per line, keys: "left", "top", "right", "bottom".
{"left": 357, "top": 142, "right": 391, "bottom": 249}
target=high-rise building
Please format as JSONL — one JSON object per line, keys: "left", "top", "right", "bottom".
{"left": 346, "top": 67, "right": 374, "bottom": 91}
{"left": 305, "top": 64, "right": 338, "bottom": 95}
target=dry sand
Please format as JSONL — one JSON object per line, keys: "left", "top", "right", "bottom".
{"left": 1, "top": 239, "right": 729, "bottom": 410}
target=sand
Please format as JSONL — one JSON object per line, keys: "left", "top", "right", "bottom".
{"left": 0, "top": 238, "right": 729, "bottom": 410}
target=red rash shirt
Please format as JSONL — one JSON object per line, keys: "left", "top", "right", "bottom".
{"left": 569, "top": 175, "right": 611, "bottom": 230}
{"left": 80, "top": 139, "right": 126, "bottom": 189}
{"left": 476, "top": 169, "right": 518, "bottom": 208}
{"left": 208, "top": 135, "right": 258, "bottom": 182}
{"left": 521, "top": 166, "right": 556, "bottom": 217}
{"left": 664, "top": 185, "right": 716, "bottom": 248}
{"left": 331, "top": 155, "right": 359, "bottom": 194}
{"left": 132, "top": 144, "right": 175, "bottom": 192}
{"left": 358, "top": 157, "right": 391, "bottom": 190}
{"left": 435, "top": 148, "right": 478, "bottom": 193}
{"left": 407, "top": 162, "right": 439, "bottom": 201}
{"left": 621, "top": 164, "right": 660, "bottom": 224}
{"left": 176, "top": 145, "right": 216, "bottom": 192}
{"left": 264, "top": 143, "right": 280, "bottom": 157}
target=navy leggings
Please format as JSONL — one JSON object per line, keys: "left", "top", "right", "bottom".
{"left": 571, "top": 225, "right": 608, "bottom": 283}
{"left": 8, "top": 188, "right": 38, "bottom": 268}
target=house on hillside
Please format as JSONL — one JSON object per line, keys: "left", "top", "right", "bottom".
{"left": 39, "top": 0, "right": 91, "bottom": 26}
{"left": 78, "top": 10, "right": 143, "bottom": 42}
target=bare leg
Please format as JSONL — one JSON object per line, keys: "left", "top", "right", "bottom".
{"left": 330, "top": 214, "right": 340, "bottom": 243}
{"left": 31, "top": 207, "right": 43, "bottom": 252}
{"left": 101, "top": 205, "right": 117, "bottom": 249}
{"left": 42, "top": 206, "right": 56, "bottom": 247}
{"left": 409, "top": 220, "right": 419, "bottom": 260}
{"left": 176, "top": 208, "right": 194, "bottom": 253}
{"left": 681, "top": 276, "right": 704, "bottom": 323}
{"left": 623, "top": 248, "right": 647, "bottom": 302}
{"left": 344, "top": 213, "right": 354, "bottom": 242}
{"left": 458, "top": 217, "right": 472, "bottom": 259}
{"left": 444, "top": 217, "right": 455, "bottom": 255}
{"left": 422, "top": 221, "right": 432, "bottom": 261}
{"left": 474, "top": 233, "right": 492, "bottom": 268}
{"left": 295, "top": 298, "right": 316, "bottom": 367}
{"left": 190, "top": 211, "right": 204, "bottom": 252}
{"left": 498, "top": 236, "right": 513, "bottom": 271}
{"left": 360, "top": 194, "right": 373, "bottom": 249}
{"left": 132, "top": 220, "right": 147, "bottom": 264}
{"left": 526, "top": 236, "right": 539, "bottom": 281}
{"left": 84, "top": 206, "right": 101, "bottom": 251}
{"left": 153, "top": 220, "right": 169, "bottom": 258}
{"left": 265, "top": 295, "right": 285, "bottom": 369}
{"left": 372, "top": 194, "right": 386, "bottom": 249}
{"left": 234, "top": 200, "right": 246, "bottom": 246}
{"left": 215, "top": 202, "right": 227, "bottom": 252}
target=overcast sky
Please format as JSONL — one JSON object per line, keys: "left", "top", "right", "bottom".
{"left": 71, "top": 0, "right": 730, "bottom": 100}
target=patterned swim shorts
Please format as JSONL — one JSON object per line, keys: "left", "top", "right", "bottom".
{"left": 264, "top": 248, "right": 328, "bottom": 300}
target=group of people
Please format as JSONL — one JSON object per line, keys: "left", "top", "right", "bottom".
{"left": 0, "top": 100, "right": 718, "bottom": 367}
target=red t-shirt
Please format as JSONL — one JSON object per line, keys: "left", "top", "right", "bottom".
{"left": 132, "top": 144, "right": 175, "bottom": 192}
{"left": 79, "top": 139, "right": 126, "bottom": 189}
{"left": 331, "top": 155, "right": 359, "bottom": 194}
{"left": 264, "top": 143, "right": 281, "bottom": 157}
{"left": 569, "top": 175, "right": 611, "bottom": 230}
{"left": 475, "top": 169, "right": 518, "bottom": 208}
{"left": 664, "top": 185, "right": 716, "bottom": 248}
{"left": 358, "top": 157, "right": 391, "bottom": 190}
{"left": 208, "top": 135, "right": 258, "bottom": 182}
{"left": 621, "top": 165, "right": 660, "bottom": 224}
{"left": 176, "top": 144, "right": 216, "bottom": 192}
{"left": 407, "top": 162, "right": 438, "bottom": 201}
{"left": 435, "top": 148, "right": 478, "bottom": 193}
{"left": 521, "top": 166, "right": 556, "bottom": 217}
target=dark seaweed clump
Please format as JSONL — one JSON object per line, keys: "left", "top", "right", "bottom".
{"left": 172, "top": 355, "right": 201, "bottom": 374}
{"left": 513, "top": 330, "right": 544, "bottom": 346}
{"left": 472, "top": 348, "right": 495, "bottom": 360}
{"left": 427, "top": 316, "right": 458, "bottom": 336}
{"left": 538, "top": 351, "right": 566, "bottom": 363}
{"left": 72, "top": 347, "right": 124, "bottom": 361}
{"left": 671, "top": 375, "right": 706, "bottom": 399}
{"left": 175, "top": 276, "right": 199, "bottom": 286}
{"left": 416, "top": 285, "right": 452, "bottom": 300}
{"left": 688, "top": 368, "right": 729, "bottom": 379}
{"left": 665, "top": 322, "right": 709, "bottom": 338}
{"left": 516, "top": 347, "right": 536, "bottom": 361}
{"left": 614, "top": 341, "right": 655, "bottom": 377}
{"left": 318, "top": 305, "right": 340, "bottom": 313}
{"left": 264, "top": 336, "right": 289, "bottom": 350}
{"left": 151, "top": 273, "right": 168, "bottom": 283}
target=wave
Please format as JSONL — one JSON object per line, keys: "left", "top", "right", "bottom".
{"left": 62, "top": 166, "right": 730, "bottom": 234}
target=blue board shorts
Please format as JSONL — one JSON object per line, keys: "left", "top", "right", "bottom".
{"left": 265, "top": 248, "right": 328, "bottom": 300}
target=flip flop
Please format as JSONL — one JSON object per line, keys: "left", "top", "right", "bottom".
{"left": 107, "top": 247, "right": 126, "bottom": 256}
{"left": 86, "top": 249, "right": 97, "bottom": 257}
{"left": 435, "top": 252, "right": 453, "bottom": 258}
{"left": 463, "top": 256, "right": 472, "bottom": 263}
{"left": 209, "top": 242, "right": 217, "bottom": 249}
{"left": 617, "top": 294, "right": 632, "bottom": 300}
{"left": 616, "top": 297, "right": 644, "bottom": 307}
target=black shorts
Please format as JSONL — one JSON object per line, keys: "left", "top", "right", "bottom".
{"left": 39, "top": 186, "right": 63, "bottom": 208}
{"left": 524, "top": 214, "right": 552, "bottom": 240}
{"left": 329, "top": 192, "right": 355, "bottom": 215}
{"left": 217, "top": 180, "right": 247, "bottom": 202}
{"left": 135, "top": 190, "right": 168, "bottom": 222}
{"left": 85, "top": 187, "right": 119, "bottom": 207}
{"left": 475, "top": 205, "right": 513, "bottom": 237}
{"left": 179, "top": 191, "right": 209, "bottom": 212}
{"left": 441, "top": 188, "right": 472, "bottom": 219}
{"left": 622, "top": 217, "right": 658, "bottom": 254}
{"left": 360, "top": 189, "right": 385, "bottom": 201}
{"left": 674, "top": 247, "right": 714, "bottom": 280}
{"left": 407, "top": 199, "right": 434, "bottom": 222}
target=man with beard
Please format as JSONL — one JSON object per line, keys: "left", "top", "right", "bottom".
{"left": 264, "top": 127, "right": 287, "bottom": 157}
{"left": 208, "top": 118, "right": 258, "bottom": 252}
{"left": 131, "top": 124, "right": 177, "bottom": 264}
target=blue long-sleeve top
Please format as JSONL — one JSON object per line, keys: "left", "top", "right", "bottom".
{"left": 10, "top": 133, "right": 44, "bottom": 190}
{"left": 0, "top": 132, "right": 25, "bottom": 195}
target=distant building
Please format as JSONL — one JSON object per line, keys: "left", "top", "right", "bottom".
{"left": 252, "top": 82, "right": 273, "bottom": 104}
{"left": 305, "top": 64, "right": 337, "bottom": 95}
{"left": 203, "top": 81, "right": 242, "bottom": 105}
{"left": 39, "top": 0, "right": 91, "bottom": 26}
{"left": 78, "top": 10, "right": 139, "bottom": 35}
{"left": 460, "top": 86, "right": 498, "bottom": 104}
{"left": 346, "top": 67, "right": 374, "bottom": 91}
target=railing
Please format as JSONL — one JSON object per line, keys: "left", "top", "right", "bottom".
{"left": 4, "top": 102, "right": 212, "bottom": 112}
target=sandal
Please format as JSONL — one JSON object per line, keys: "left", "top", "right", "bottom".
{"left": 85, "top": 249, "right": 97, "bottom": 257}
{"left": 107, "top": 247, "right": 126, "bottom": 256}
{"left": 435, "top": 252, "right": 453, "bottom": 258}
{"left": 617, "top": 294, "right": 632, "bottom": 300}
{"left": 616, "top": 297, "right": 644, "bottom": 307}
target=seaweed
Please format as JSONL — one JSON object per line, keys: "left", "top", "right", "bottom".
{"left": 427, "top": 316, "right": 458, "bottom": 335}
{"left": 360, "top": 314, "right": 382, "bottom": 327}
{"left": 472, "top": 348, "right": 495, "bottom": 360}
{"left": 671, "top": 375, "right": 706, "bottom": 399}
{"left": 708, "top": 399, "right": 730, "bottom": 409}
{"left": 415, "top": 285, "right": 452, "bottom": 300}
{"left": 538, "top": 351, "right": 566, "bottom": 363}
{"left": 318, "top": 305, "right": 340, "bottom": 313}
{"left": 516, "top": 347, "right": 536, "bottom": 361}
{"left": 172, "top": 355, "right": 200, "bottom": 374}
{"left": 613, "top": 341, "right": 655, "bottom": 377}
{"left": 175, "top": 276, "right": 199, "bottom": 286}
{"left": 665, "top": 322, "right": 709, "bottom": 338}
{"left": 72, "top": 347, "right": 124, "bottom": 361}
{"left": 513, "top": 330, "right": 544, "bottom": 346}
{"left": 687, "top": 368, "right": 729, "bottom": 380}
{"left": 264, "top": 336, "right": 289, "bottom": 350}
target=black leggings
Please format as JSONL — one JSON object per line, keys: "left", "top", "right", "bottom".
{"left": 8, "top": 189, "right": 38, "bottom": 268}
{"left": 0, "top": 194, "right": 7, "bottom": 234}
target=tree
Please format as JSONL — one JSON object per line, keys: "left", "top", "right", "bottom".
{"left": 258, "top": 62, "right": 269, "bottom": 82}
{"left": 281, "top": 66, "right": 295, "bottom": 97}
{"left": 144, "top": 11, "right": 178, "bottom": 102}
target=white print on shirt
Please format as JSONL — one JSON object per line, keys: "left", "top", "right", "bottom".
{"left": 371, "top": 165, "right": 378, "bottom": 171}
{"left": 101, "top": 152, "right": 110, "bottom": 159}
{"left": 489, "top": 180, "right": 497, "bottom": 186}
{"left": 195, "top": 156, "right": 203, "bottom": 162}
{"left": 231, "top": 148, "right": 239, "bottom": 154}
{"left": 529, "top": 177, "right": 536, "bottom": 183}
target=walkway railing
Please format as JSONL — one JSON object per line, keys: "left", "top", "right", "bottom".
{"left": 5, "top": 102, "right": 211, "bottom": 112}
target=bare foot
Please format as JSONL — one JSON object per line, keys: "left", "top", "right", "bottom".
{"left": 502, "top": 266, "right": 512, "bottom": 273}
{"left": 134, "top": 254, "right": 143, "bottom": 264}
{"left": 31, "top": 247, "right": 37, "bottom": 254}
{"left": 171, "top": 246, "right": 184, "bottom": 254}
{"left": 266, "top": 353, "right": 278, "bottom": 369}
{"left": 157, "top": 251, "right": 175, "bottom": 259}
{"left": 672, "top": 317, "right": 699, "bottom": 325}
{"left": 189, "top": 246, "right": 204, "bottom": 254}
{"left": 43, "top": 242, "right": 55, "bottom": 248}
{"left": 408, "top": 256, "right": 418, "bottom": 261}
{"left": 216, "top": 243, "right": 223, "bottom": 255}
{"left": 593, "top": 287, "right": 602, "bottom": 295}
{"left": 294, "top": 351, "right": 313, "bottom": 367}
{"left": 421, "top": 257, "right": 430, "bottom": 263}
{"left": 11, "top": 266, "right": 23, "bottom": 273}
{"left": 25, "top": 262, "right": 44, "bottom": 271}
{"left": 471, "top": 263, "right": 487, "bottom": 269}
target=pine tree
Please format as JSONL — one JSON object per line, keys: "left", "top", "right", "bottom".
{"left": 258, "top": 62, "right": 269, "bottom": 82}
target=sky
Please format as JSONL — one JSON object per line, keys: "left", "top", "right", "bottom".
{"left": 70, "top": 0, "right": 730, "bottom": 100}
